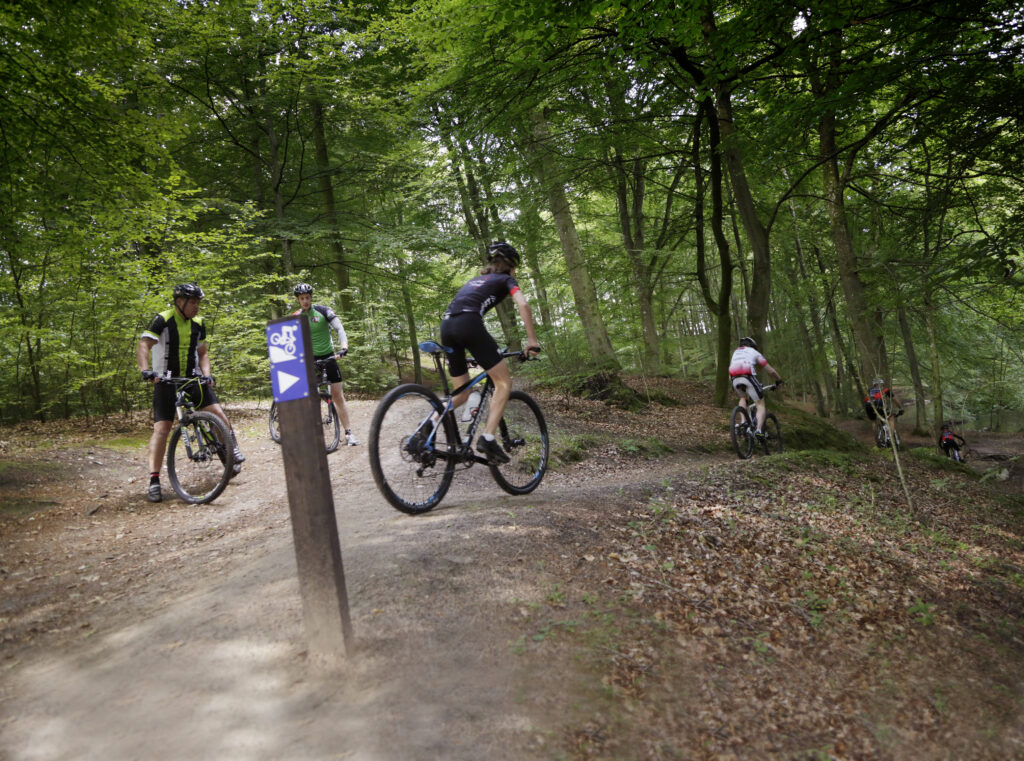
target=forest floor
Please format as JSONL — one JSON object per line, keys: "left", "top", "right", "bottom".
{"left": 1, "top": 378, "right": 1023, "bottom": 761}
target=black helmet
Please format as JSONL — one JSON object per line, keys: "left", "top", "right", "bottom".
{"left": 487, "top": 240, "right": 520, "bottom": 267}
{"left": 173, "top": 283, "right": 204, "bottom": 300}
{"left": 293, "top": 283, "right": 313, "bottom": 296}
{"left": 941, "top": 422, "right": 951, "bottom": 430}
{"left": 738, "top": 336, "right": 757, "bottom": 350}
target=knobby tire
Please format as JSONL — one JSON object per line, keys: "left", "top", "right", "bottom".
{"left": 762, "top": 413, "right": 783, "bottom": 455}
{"left": 368, "top": 384, "right": 458, "bottom": 514}
{"left": 322, "top": 394, "right": 341, "bottom": 453}
{"left": 167, "top": 411, "right": 234, "bottom": 504}
{"left": 489, "top": 391, "right": 549, "bottom": 495}
{"left": 730, "top": 406, "right": 755, "bottom": 460}
{"left": 269, "top": 402, "right": 281, "bottom": 443}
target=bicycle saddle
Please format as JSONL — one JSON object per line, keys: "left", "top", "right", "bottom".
{"left": 419, "top": 341, "right": 453, "bottom": 354}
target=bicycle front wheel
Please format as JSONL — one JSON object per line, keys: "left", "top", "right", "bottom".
{"left": 269, "top": 402, "right": 281, "bottom": 443}
{"left": 322, "top": 394, "right": 341, "bottom": 453}
{"left": 762, "top": 413, "right": 783, "bottom": 455}
{"left": 167, "top": 411, "right": 234, "bottom": 504}
{"left": 875, "top": 422, "right": 888, "bottom": 448}
{"left": 368, "top": 384, "right": 458, "bottom": 514}
{"left": 490, "top": 391, "right": 549, "bottom": 495}
{"left": 730, "top": 406, "right": 755, "bottom": 460}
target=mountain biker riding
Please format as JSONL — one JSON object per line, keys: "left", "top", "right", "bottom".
{"left": 728, "top": 336, "right": 783, "bottom": 436}
{"left": 136, "top": 283, "right": 245, "bottom": 502}
{"left": 292, "top": 283, "right": 357, "bottom": 446}
{"left": 440, "top": 241, "right": 540, "bottom": 464}
{"left": 939, "top": 423, "right": 966, "bottom": 459}
{"left": 864, "top": 377, "right": 903, "bottom": 433}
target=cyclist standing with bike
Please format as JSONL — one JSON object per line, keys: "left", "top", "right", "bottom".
{"left": 137, "top": 283, "right": 245, "bottom": 503}
{"left": 292, "top": 283, "right": 358, "bottom": 446}
{"left": 728, "top": 336, "right": 783, "bottom": 436}
{"left": 440, "top": 241, "right": 540, "bottom": 464}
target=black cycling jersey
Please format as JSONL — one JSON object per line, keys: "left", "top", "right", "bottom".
{"left": 444, "top": 273, "right": 520, "bottom": 318}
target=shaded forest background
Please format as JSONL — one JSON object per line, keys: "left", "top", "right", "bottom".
{"left": 2, "top": 0, "right": 1022, "bottom": 434}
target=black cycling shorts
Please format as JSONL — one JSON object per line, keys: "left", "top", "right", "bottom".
{"left": 440, "top": 312, "right": 502, "bottom": 377}
{"left": 153, "top": 382, "right": 219, "bottom": 423}
{"left": 315, "top": 354, "right": 343, "bottom": 384}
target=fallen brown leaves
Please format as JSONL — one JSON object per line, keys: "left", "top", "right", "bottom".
{"left": 562, "top": 450, "right": 1024, "bottom": 761}
{"left": 519, "top": 378, "right": 1024, "bottom": 760}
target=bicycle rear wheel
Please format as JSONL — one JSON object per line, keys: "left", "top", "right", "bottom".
{"left": 730, "top": 406, "right": 755, "bottom": 459}
{"left": 269, "top": 402, "right": 281, "bottom": 443}
{"left": 762, "top": 413, "right": 783, "bottom": 455}
{"left": 167, "top": 411, "right": 234, "bottom": 504}
{"left": 490, "top": 391, "right": 549, "bottom": 495}
{"left": 321, "top": 394, "right": 341, "bottom": 453}
{"left": 368, "top": 384, "right": 458, "bottom": 514}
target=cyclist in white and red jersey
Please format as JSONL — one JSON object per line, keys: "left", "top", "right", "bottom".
{"left": 728, "top": 336, "right": 783, "bottom": 435}
{"left": 441, "top": 241, "right": 540, "bottom": 464}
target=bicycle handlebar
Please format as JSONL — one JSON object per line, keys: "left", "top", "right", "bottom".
{"left": 155, "top": 375, "right": 215, "bottom": 387}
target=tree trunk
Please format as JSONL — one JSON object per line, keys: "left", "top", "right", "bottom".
{"left": 441, "top": 125, "right": 518, "bottom": 347}
{"left": 897, "top": 303, "right": 928, "bottom": 432}
{"left": 522, "top": 198, "right": 553, "bottom": 330}
{"left": 527, "top": 109, "right": 619, "bottom": 370}
{"left": 819, "top": 111, "right": 885, "bottom": 389}
{"left": 708, "top": 80, "right": 770, "bottom": 344}
{"left": 691, "top": 102, "right": 734, "bottom": 406}
{"left": 309, "top": 98, "right": 352, "bottom": 316}
{"left": 923, "top": 292, "right": 944, "bottom": 438}
{"left": 610, "top": 149, "right": 660, "bottom": 373}
{"left": 787, "top": 198, "right": 828, "bottom": 415}
{"left": 400, "top": 258, "right": 421, "bottom": 386}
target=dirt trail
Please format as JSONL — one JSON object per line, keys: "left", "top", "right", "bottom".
{"left": 0, "top": 399, "right": 726, "bottom": 761}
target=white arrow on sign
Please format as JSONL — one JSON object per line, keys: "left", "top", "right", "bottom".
{"left": 277, "top": 369, "right": 300, "bottom": 394}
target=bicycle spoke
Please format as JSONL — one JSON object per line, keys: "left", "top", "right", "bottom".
{"left": 167, "top": 412, "right": 233, "bottom": 504}
{"left": 368, "top": 384, "right": 457, "bottom": 514}
{"left": 490, "top": 391, "right": 548, "bottom": 495}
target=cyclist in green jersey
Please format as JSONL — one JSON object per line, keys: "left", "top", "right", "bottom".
{"left": 292, "top": 283, "right": 357, "bottom": 445}
{"left": 137, "top": 284, "right": 245, "bottom": 502}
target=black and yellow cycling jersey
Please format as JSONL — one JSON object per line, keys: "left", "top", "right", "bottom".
{"left": 141, "top": 309, "right": 205, "bottom": 377}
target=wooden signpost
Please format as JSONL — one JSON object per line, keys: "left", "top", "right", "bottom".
{"left": 266, "top": 313, "right": 353, "bottom": 659}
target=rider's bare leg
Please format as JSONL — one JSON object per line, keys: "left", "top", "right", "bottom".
{"left": 754, "top": 398, "right": 767, "bottom": 432}
{"left": 449, "top": 373, "right": 472, "bottom": 412}
{"left": 483, "top": 361, "right": 512, "bottom": 438}
{"left": 330, "top": 381, "right": 352, "bottom": 431}
{"left": 148, "top": 420, "right": 173, "bottom": 473}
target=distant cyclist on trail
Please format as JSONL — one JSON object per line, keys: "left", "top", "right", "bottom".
{"left": 291, "top": 283, "right": 358, "bottom": 446}
{"left": 136, "top": 284, "right": 245, "bottom": 503}
{"left": 728, "top": 336, "right": 783, "bottom": 436}
{"left": 440, "top": 241, "right": 541, "bottom": 464}
{"left": 863, "top": 377, "right": 903, "bottom": 431}
{"left": 939, "top": 423, "right": 966, "bottom": 459}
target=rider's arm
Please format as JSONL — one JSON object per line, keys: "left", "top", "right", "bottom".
{"left": 329, "top": 314, "right": 348, "bottom": 353}
{"left": 511, "top": 290, "right": 540, "bottom": 354}
{"left": 197, "top": 342, "right": 213, "bottom": 378}
{"left": 137, "top": 336, "right": 159, "bottom": 382}
{"left": 761, "top": 361, "right": 782, "bottom": 382}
